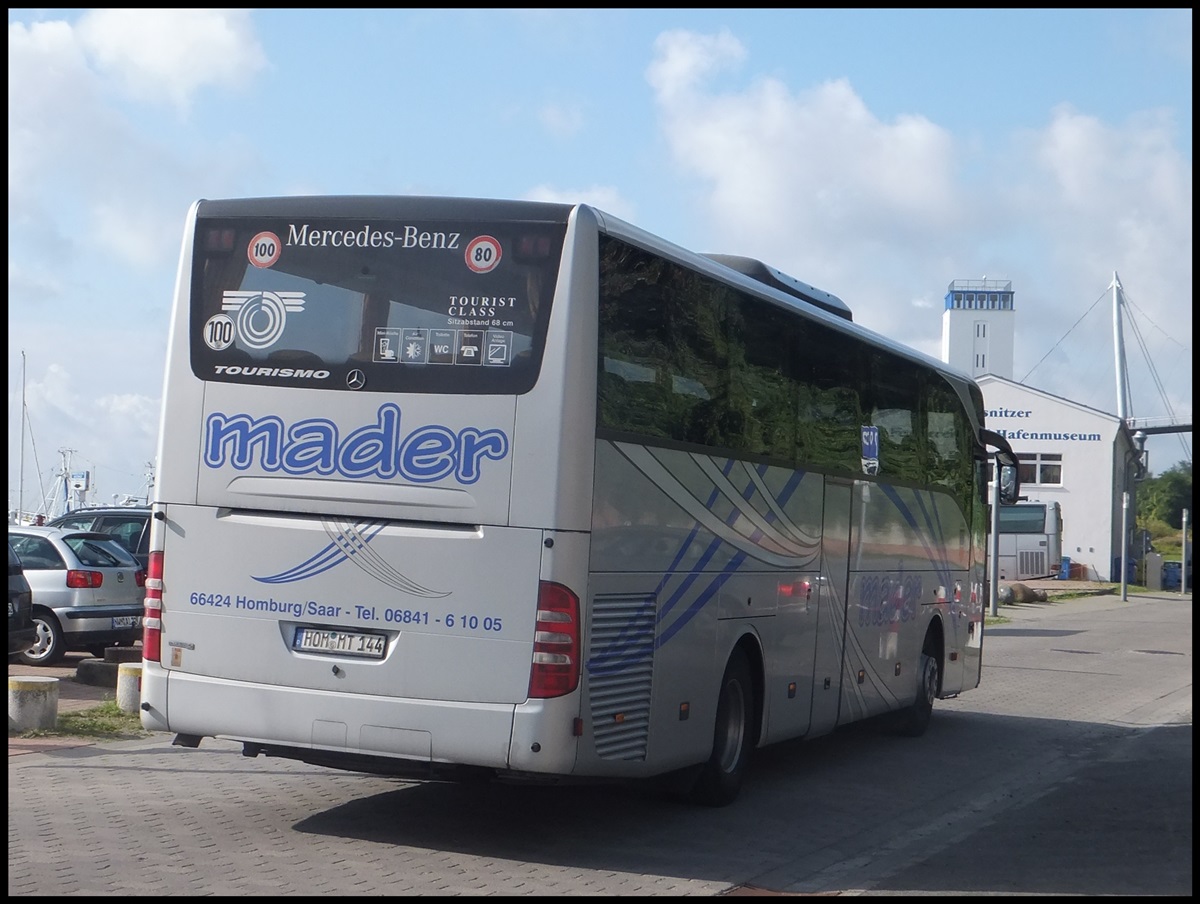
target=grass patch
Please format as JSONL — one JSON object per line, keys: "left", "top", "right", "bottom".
{"left": 1050, "top": 584, "right": 1142, "bottom": 601}
{"left": 9, "top": 699, "right": 152, "bottom": 740}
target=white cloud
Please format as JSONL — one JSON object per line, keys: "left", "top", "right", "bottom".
{"left": 74, "top": 8, "right": 266, "bottom": 113}
{"left": 538, "top": 102, "right": 585, "bottom": 140}
{"left": 999, "top": 105, "right": 1193, "bottom": 415}
{"left": 645, "top": 29, "right": 1191, "bottom": 432}
{"left": 523, "top": 184, "right": 638, "bottom": 222}
{"left": 8, "top": 20, "right": 109, "bottom": 205}
{"left": 9, "top": 11, "right": 265, "bottom": 274}
{"left": 646, "top": 29, "right": 962, "bottom": 345}
{"left": 9, "top": 10, "right": 269, "bottom": 509}
{"left": 645, "top": 28, "right": 745, "bottom": 107}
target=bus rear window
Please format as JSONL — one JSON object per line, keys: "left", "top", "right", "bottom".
{"left": 189, "top": 218, "right": 566, "bottom": 394}
{"left": 997, "top": 504, "right": 1048, "bottom": 533}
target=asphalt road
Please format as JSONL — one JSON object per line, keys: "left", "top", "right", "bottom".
{"left": 7, "top": 591, "right": 1192, "bottom": 896}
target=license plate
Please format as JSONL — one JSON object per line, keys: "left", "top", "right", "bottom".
{"left": 293, "top": 627, "right": 386, "bottom": 659}
{"left": 112, "top": 616, "right": 140, "bottom": 629}
{"left": 8, "top": 600, "right": 16, "bottom": 617}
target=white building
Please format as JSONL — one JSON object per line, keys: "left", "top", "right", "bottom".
{"left": 941, "top": 279, "right": 1143, "bottom": 581}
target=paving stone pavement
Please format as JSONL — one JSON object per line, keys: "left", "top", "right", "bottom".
{"left": 8, "top": 590, "right": 1190, "bottom": 896}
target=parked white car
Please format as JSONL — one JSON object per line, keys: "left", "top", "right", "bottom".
{"left": 7, "top": 525, "right": 145, "bottom": 666}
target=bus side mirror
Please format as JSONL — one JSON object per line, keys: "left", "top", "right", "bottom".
{"left": 980, "top": 428, "right": 1021, "bottom": 506}
{"left": 997, "top": 456, "right": 1020, "bottom": 506}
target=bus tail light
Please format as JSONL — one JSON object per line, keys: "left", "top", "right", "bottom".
{"left": 143, "top": 550, "right": 164, "bottom": 663}
{"left": 528, "top": 581, "right": 580, "bottom": 699}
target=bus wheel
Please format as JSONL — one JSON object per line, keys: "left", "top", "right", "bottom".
{"left": 896, "top": 649, "right": 939, "bottom": 737}
{"left": 690, "top": 649, "right": 754, "bottom": 807}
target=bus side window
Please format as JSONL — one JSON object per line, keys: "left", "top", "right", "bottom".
{"left": 598, "top": 363, "right": 673, "bottom": 439}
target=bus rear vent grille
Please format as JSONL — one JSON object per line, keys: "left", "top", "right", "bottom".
{"left": 1020, "top": 550, "right": 1047, "bottom": 578}
{"left": 587, "top": 594, "right": 656, "bottom": 761}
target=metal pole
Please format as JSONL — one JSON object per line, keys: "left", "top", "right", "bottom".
{"left": 18, "top": 351, "right": 25, "bottom": 524}
{"left": 1183, "top": 509, "right": 1190, "bottom": 596}
{"left": 1111, "top": 272, "right": 1130, "bottom": 422}
{"left": 1120, "top": 490, "right": 1129, "bottom": 601}
{"left": 989, "top": 464, "right": 1000, "bottom": 617}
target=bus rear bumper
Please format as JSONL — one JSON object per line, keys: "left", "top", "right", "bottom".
{"left": 141, "top": 665, "right": 571, "bottom": 774}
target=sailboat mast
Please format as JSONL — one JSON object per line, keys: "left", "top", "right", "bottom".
{"left": 19, "top": 350, "right": 26, "bottom": 523}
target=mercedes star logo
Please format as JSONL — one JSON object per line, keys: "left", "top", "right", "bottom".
{"left": 346, "top": 369, "right": 366, "bottom": 390}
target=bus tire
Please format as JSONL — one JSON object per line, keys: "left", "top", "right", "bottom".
{"left": 689, "top": 648, "right": 755, "bottom": 807}
{"left": 896, "top": 649, "right": 939, "bottom": 738}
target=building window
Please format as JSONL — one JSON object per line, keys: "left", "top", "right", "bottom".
{"left": 975, "top": 353, "right": 986, "bottom": 369}
{"left": 976, "top": 323, "right": 987, "bottom": 338}
{"left": 1017, "top": 452, "right": 1063, "bottom": 486}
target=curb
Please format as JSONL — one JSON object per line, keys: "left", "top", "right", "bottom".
{"left": 76, "top": 658, "right": 120, "bottom": 687}
{"left": 76, "top": 646, "right": 142, "bottom": 688}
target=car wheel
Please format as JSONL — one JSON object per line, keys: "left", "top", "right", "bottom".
{"left": 689, "top": 648, "right": 755, "bottom": 807}
{"left": 19, "top": 612, "right": 67, "bottom": 666}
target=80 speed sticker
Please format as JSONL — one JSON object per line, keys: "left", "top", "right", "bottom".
{"left": 464, "top": 235, "right": 502, "bottom": 273}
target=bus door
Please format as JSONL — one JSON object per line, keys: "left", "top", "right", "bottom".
{"left": 808, "top": 476, "right": 852, "bottom": 737}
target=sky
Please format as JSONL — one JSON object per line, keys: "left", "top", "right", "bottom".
{"left": 7, "top": 8, "right": 1193, "bottom": 514}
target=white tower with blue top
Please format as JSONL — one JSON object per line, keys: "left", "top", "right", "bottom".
{"left": 940, "top": 278, "right": 1016, "bottom": 379}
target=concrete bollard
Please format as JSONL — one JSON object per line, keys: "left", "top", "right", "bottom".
{"left": 116, "top": 663, "right": 142, "bottom": 714}
{"left": 8, "top": 676, "right": 60, "bottom": 731}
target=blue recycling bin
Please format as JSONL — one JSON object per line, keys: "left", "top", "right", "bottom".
{"left": 1162, "top": 561, "right": 1182, "bottom": 591}
{"left": 1058, "top": 556, "right": 1071, "bottom": 580}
